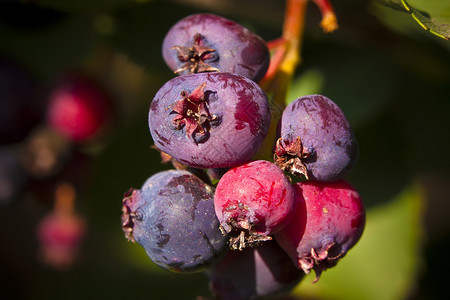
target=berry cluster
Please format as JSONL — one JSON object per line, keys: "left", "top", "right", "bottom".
{"left": 1, "top": 55, "right": 116, "bottom": 269}
{"left": 122, "top": 12, "right": 365, "bottom": 300}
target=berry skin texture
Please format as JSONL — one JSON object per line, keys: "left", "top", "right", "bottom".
{"left": 46, "top": 73, "right": 114, "bottom": 143}
{"left": 206, "top": 240, "right": 304, "bottom": 300}
{"left": 275, "top": 180, "right": 365, "bottom": 282}
{"left": 274, "top": 94, "right": 358, "bottom": 182}
{"left": 122, "top": 169, "right": 227, "bottom": 273}
{"left": 214, "top": 160, "right": 297, "bottom": 250}
{"left": 148, "top": 72, "right": 271, "bottom": 169}
{"left": 162, "top": 13, "right": 270, "bottom": 82}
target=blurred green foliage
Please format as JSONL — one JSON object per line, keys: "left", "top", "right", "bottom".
{"left": 1, "top": 0, "right": 449, "bottom": 299}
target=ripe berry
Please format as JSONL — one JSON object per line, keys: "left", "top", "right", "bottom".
{"left": 45, "top": 73, "right": 115, "bottom": 143}
{"left": 274, "top": 94, "right": 358, "bottom": 182}
{"left": 122, "top": 169, "right": 227, "bottom": 273}
{"left": 206, "top": 240, "right": 304, "bottom": 300}
{"left": 275, "top": 180, "right": 365, "bottom": 282}
{"left": 162, "top": 13, "right": 270, "bottom": 82}
{"left": 148, "top": 72, "right": 270, "bottom": 169}
{"left": 214, "top": 160, "right": 297, "bottom": 250}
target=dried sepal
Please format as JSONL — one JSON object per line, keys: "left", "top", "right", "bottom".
{"left": 274, "top": 136, "right": 310, "bottom": 179}
{"left": 173, "top": 33, "right": 220, "bottom": 74}
{"left": 121, "top": 189, "right": 142, "bottom": 243}
{"left": 220, "top": 219, "right": 273, "bottom": 251}
{"left": 299, "top": 242, "right": 344, "bottom": 283}
{"left": 168, "top": 82, "right": 220, "bottom": 143}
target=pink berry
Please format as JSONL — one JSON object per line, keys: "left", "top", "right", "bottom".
{"left": 214, "top": 160, "right": 297, "bottom": 250}
{"left": 275, "top": 180, "right": 365, "bottom": 282}
{"left": 46, "top": 73, "right": 114, "bottom": 143}
{"left": 37, "top": 211, "right": 85, "bottom": 271}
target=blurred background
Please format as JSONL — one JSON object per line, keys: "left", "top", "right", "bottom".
{"left": 1, "top": 0, "right": 449, "bottom": 299}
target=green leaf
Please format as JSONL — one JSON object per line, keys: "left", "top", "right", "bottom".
{"left": 288, "top": 48, "right": 399, "bottom": 128}
{"left": 375, "top": 0, "right": 450, "bottom": 40}
{"left": 286, "top": 69, "right": 325, "bottom": 105}
{"left": 293, "top": 183, "right": 424, "bottom": 300}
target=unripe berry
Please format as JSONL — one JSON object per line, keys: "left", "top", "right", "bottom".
{"left": 214, "top": 160, "right": 297, "bottom": 250}
{"left": 275, "top": 180, "right": 365, "bottom": 282}
{"left": 46, "top": 73, "right": 115, "bottom": 143}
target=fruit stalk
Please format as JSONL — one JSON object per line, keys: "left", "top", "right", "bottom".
{"left": 257, "top": 0, "right": 308, "bottom": 161}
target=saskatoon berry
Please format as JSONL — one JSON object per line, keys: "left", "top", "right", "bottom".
{"left": 122, "top": 169, "right": 227, "bottom": 273}
{"left": 148, "top": 72, "right": 270, "bottom": 169}
{"left": 36, "top": 183, "right": 85, "bottom": 271}
{"left": 206, "top": 240, "right": 304, "bottom": 300}
{"left": 37, "top": 207, "right": 86, "bottom": 270}
{"left": 274, "top": 94, "right": 358, "bottom": 182}
{"left": 45, "top": 73, "right": 115, "bottom": 143}
{"left": 275, "top": 180, "right": 365, "bottom": 282}
{"left": 214, "top": 160, "right": 297, "bottom": 250}
{"left": 162, "top": 13, "right": 270, "bottom": 82}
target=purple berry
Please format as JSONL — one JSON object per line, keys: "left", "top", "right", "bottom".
{"left": 121, "top": 169, "right": 227, "bottom": 273}
{"left": 206, "top": 240, "right": 304, "bottom": 300}
{"left": 275, "top": 180, "right": 365, "bottom": 282}
{"left": 162, "top": 13, "right": 270, "bottom": 82}
{"left": 214, "top": 160, "right": 297, "bottom": 250}
{"left": 148, "top": 72, "right": 271, "bottom": 169}
{"left": 274, "top": 94, "right": 358, "bottom": 182}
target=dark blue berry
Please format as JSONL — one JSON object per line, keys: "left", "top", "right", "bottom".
{"left": 122, "top": 169, "right": 227, "bottom": 273}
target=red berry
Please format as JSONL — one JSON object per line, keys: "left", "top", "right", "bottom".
{"left": 46, "top": 73, "right": 114, "bottom": 143}
{"left": 275, "top": 180, "right": 365, "bottom": 282}
{"left": 37, "top": 210, "right": 85, "bottom": 271}
{"left": 214, "top": 160, "right": 297, "bottom": 250}
{"left": 36, "top": 183, "right": 86, "bottom": 271}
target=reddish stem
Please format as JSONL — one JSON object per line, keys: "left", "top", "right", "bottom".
{"left": 266, "top": 37, "right": 287, "bottom": 50}
{"left": 256, "top": 0, "right": 308, "bottom": 161}
{"left": 312, "top": 0, "right": 338, "bottom": 32}
{"left": 54, "top": 182, "right": 76, "bottom": 216}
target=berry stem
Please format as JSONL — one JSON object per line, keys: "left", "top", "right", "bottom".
{"left": 257, "top": 0, "right": 308, "bottom": 161}
{"left": 54, "top": 182, "right": 76, "bottom": 216}
{"left": 312, "top": 0, "right": 338, "bottom": 32}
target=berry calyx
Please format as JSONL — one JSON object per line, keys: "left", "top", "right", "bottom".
{"left": 172, "top": 33, "right": 219, "bottom": 74}
{"left": 274, "top": 134, "right": 310, "bottom": 179}
{"left": 169, "top": 82, "right": 220, "bottom": 142}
